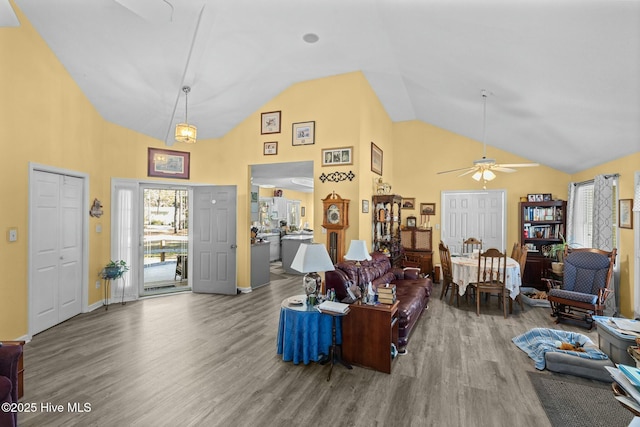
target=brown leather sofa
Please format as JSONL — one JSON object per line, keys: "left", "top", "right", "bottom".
{"left": 325, "top": 252, "right": 432, "bottom": 353}
{"left": 0, "top": 344, "right": 22, "bottom": 427}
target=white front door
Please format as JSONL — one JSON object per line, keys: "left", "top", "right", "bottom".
{"left": 192, "top": 186, "right": 237, "bottom": 294}
{"left": 31, "top": 171, "right": 84, "bottom": 334}
{"left": 441, "top": 190, "right": 506, "bottom": 254}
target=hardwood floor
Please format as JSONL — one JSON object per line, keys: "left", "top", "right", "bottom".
{"left": 18, "top": 268, "right": 601, "bottom": 427}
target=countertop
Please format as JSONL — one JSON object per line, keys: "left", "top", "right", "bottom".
{"left": 281, "top": 234, "right": 313, "bottom": 241}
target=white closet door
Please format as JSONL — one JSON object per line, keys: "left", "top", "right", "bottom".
{"left": 31, "top": 171, "right": 83, "bottom": 334}
{"left": 441, "top": 190, "right": 506, "bottom": 254}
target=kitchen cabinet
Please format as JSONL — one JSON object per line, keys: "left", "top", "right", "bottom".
{"left": 260, "top": 233, "right": 281, "bottom": 262}
{"left": 281, "top": 235, "right": 313, "bottom": 274}
{"left": 251, "top": 242, "right": 270, "bottom": 288}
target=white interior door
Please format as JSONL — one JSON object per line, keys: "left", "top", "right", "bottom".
{"left": 192, "top": 185, "right": 237, "bottom": 294}
{"left": 31, "top": 170, "right": 84, "bottom": 334}
{"left": 441, "top": 190, "right": 506, "bottom": 254}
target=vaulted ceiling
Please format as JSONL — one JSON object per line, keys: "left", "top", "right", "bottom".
{"left": 5, "top": 0, "right": 640, "bottom": 177}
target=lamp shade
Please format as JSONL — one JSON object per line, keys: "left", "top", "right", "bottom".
{"left": 290, "top": 243, "right": 335, "bottom": 274}
{"left": 175, "top": 123, "right": 197, "bottom": 144}
{"left": 344, "top": 240, "right": 372, "bottom": 262}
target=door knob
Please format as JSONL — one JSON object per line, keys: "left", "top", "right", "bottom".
{"left": 231, "top": 244, "right": 238, "bottom": 249}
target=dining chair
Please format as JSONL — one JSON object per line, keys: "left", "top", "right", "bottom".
{"left": 463, "top": 237, "right": 482, "bottom": 255}
{"left": 512, "top": 244, "right": 527, "bottom": 312}
{"left": 438, "top": 241, "right": 459, "bottom": 306}
{"left": 475, "top": 247, "right": 508, "bottom": 317}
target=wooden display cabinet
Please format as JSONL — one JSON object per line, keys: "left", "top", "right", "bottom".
{"left": 372, "top": 195, "right": 402, "bottom": 267}
{"left": 342, "top": 301, "right": 399, "bottom": 374}
{"left": 400, "top": 227, "right": 433, "bottom": 276}
{"left": 519, "top": 199, "right": 566, "bottom": 290}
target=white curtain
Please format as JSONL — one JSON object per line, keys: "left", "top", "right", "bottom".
{"left": 593, "top": 174, "right": 617, "bottom": 316}
{"left": 592, "top": 175, "right": 615, "bottom": 251}
{"left": 111, "top": 181, "right": 139, "bottom": 304}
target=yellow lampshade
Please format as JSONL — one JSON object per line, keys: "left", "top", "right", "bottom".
{"left": 175, "top": 123, "right": 197, "bottom": 144}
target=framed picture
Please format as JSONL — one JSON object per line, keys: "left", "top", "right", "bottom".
{"left": 619, "top": 199, "right": 633, "bottom": 229}
{"left": 406, "top": 216, "right": 417, "bottom": 228}
{"left": 420, "top": 203, "right": 436, "bottom": 216}
{"left": 261, "top": 111, "right": 281, "bottom": 134}
{"left": 147, "top": 148, "right": 190, "bottom": 179}
{"left": 543, "top": 193, "right": 552, "bottom": 201}
{"left": 527, "top": 194, "right": 545, "bottom": 202}
{"left": 292, "top": 121, "right": 315, "bottom": 145}
{"left": 362, "top": 199, "right": 369, "bottom": 213}
{"left": 371, "top": 142, "right": 383, "bottom": 175}
{"left": 402, "top": 198, "right": 415, "bottom": 209}
{"left": 263, "top": 141, "right": 278, "bottom": 155}
{"left": 322, "top": 146, "right": 353, "bottom": 166}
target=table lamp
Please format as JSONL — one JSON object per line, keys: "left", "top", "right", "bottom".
{"left": 290, "top": 243, "right": 335, "bottom": 299}
{"left": 344, "top": 240, "right": 372, "bottom": 265}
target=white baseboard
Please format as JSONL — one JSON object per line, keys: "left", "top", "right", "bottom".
{"left": 238, "top": 286, "right": 252, "bottom": 294}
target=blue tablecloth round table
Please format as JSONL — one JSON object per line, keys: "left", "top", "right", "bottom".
{"left": 277, "top": 295, "right": 342, "bottom": 364}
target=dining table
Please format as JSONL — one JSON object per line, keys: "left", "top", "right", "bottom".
{"left": 450, "top": 255, "right": 522, "bottom": 299}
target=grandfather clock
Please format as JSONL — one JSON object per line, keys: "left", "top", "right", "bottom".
{"left": 322, "top": 192, "right": 350, "bottom": 264}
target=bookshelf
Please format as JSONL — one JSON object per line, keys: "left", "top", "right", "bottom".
{"left": 519, "top": 199, "right": 566, "bottom": 289}
{"left": 372, "top": 195, "right": 402, "bottom": 267}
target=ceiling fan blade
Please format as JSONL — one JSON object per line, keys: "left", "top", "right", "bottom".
{"left": 437, "top": 166, "right": 476, "bottom": 175}
{"left": 458, "top": 168, "right": 479, "bottom": 177}
{"left": 497, "top": 163, "right": 540, "bottom": 168}
{"left": 492, "top": 166, "right": 517, "bottom": 173}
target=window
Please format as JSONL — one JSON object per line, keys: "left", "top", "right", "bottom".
{"left": 569, "top": 177, "right": 618, "bottom": 249}
{"left": 571, "top": 182, "right": 594, "bottom": 248}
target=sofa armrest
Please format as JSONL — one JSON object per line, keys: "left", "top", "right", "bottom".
{"left": 402, "top": 267, "right": 421, "bottom": 280}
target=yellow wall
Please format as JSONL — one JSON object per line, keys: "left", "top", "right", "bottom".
{"left": 1, "top": 5, "right": 637, "bottom": 340}
{"left": 392, "top": 120, "right": 571, "bottom": 253}
{"left": 571, "top": 152, "right": 640, "bottom": 317}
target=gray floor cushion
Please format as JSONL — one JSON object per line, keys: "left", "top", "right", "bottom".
{"left": 545, "top": 345, "right": 614, "bottom": 382}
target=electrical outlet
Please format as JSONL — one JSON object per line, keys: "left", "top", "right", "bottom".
{"left": 95, "top": 280, "right": 101, "bottom": 289}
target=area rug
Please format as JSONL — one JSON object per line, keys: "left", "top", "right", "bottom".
{"left": 527, "top": 371, "right": 633, "bottom": 427}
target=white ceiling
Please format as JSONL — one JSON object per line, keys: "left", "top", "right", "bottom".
{"left": 7, "top": 0, "right": 640, "bottom": 184}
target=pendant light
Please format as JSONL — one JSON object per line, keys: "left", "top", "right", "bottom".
{"left": 175, "top": 86, "right": 197, "bottom": 144}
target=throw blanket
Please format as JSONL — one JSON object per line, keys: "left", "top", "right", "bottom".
{"left": 512, "top": 328, "right": 609, "bottom": 370}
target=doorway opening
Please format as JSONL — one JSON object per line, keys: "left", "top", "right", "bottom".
{"left": 142, "top": 186, "right": 190, "bottom": 296}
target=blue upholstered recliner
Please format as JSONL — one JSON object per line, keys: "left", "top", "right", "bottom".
{"left": 545, "top": 247, "right": 616, "bottom": 329}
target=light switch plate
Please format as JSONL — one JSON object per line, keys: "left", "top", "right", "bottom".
{"left": 8, "top": 228, "right": 17, "bottom": 242}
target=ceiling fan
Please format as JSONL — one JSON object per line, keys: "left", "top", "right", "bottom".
{"left": 437, "top": 90, "right": 539, "bottom": 186}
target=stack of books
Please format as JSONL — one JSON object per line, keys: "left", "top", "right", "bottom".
{"left": 377, "top": 284, "right": 396, "bottom": 305}
{"left": 606, "top": 364, "right": 640, "bottom": 415}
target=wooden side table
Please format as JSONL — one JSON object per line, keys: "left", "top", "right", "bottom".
{"left": 319, "top": 308, "right": 352, "bottom": 381}
{"left": 342, "top": 301, "right": 399, "bottom": 374}
{"left": 1, "top": 340, "right": 24, "bottom": 399}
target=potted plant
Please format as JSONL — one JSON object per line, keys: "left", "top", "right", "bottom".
{"left": 100, "top": 260, "right": 129, "bottom": 280}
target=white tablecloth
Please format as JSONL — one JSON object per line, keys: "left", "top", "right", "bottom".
{"left": 451, "top": 256, "right": 521, "bottom": 299}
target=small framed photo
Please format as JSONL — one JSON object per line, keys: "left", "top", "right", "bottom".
{"left": 148, "top": 147, "right": 190, "bottom": 179}
{"left": 362, "top": 199, "right": 369, "bottom": 213}
{"left": 261, "top": 111, "right": 281, "bottom": 134}
{"left": 292, "top": 121, "right": 315, "bottom": 145}
{"left": 371, "top": 142, "right": 383, "bottom": 175}
{"left": 301, "top": 206, "right": 306, "bottom": 217}
{"left": 402, "top": 198, "right": 415, "bottom": 209}
{"left": 619, "top": 199, "right": 633, "bottom": 229}
{"left": 542, "top": 193, "right": 552, "bottom": 201}
{"left": 322, "top": 146, "right": 353, "bottom": 166}
{"left": 406, "top": 216, "right": 417, "bottom": 228}
{"left": 263, "top": 141, "right": 278, "bottom": 155}
{"left": 420, "top": 203, "right": 436, "bottom": 216}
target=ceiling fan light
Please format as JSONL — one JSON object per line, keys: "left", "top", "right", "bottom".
{"left": 472, "top": 171, "right": 482, "bottom": 181}
{"left": 483, "top": 170, "right": 496, "bottom": 181}
{"left": 175, "top": 123, "right": 197, "bottom": 143}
